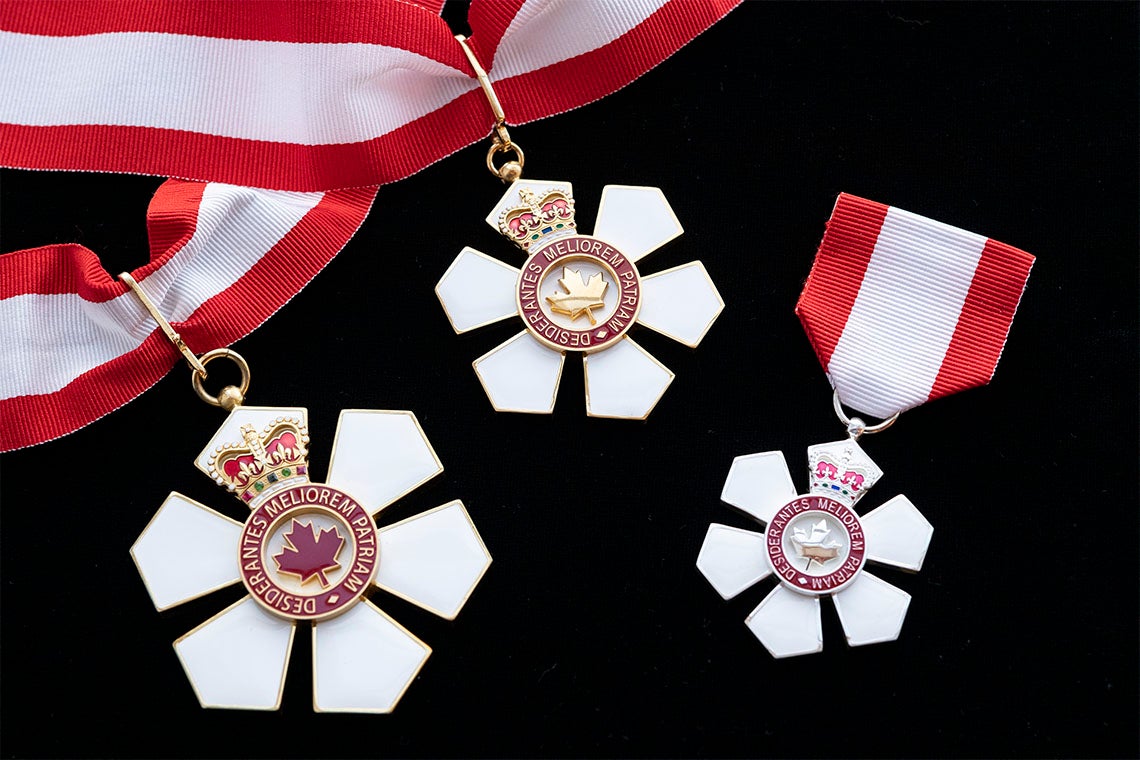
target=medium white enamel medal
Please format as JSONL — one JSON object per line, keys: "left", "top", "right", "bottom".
{"left": 435, "top": 38, "right": 723, "bottom": 419}
{"left": 122, "top": 278, "right": 490, "bottom": 712}
{"left": 698, "top": 193, "right": 1035, "bottom": 657}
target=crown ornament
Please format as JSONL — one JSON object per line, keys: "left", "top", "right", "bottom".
{"left": 497, "top": 186, "right": 576, "bottom": 250}
{"left": 207, "top": 416, "right": 310, "bottom": 503}
{"left": 806, "top": 438, "right": 884, "bottom": 506}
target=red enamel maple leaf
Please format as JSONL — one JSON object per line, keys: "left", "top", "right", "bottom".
{"left": 273, "top": 520, "right": 344, "bottom": 588}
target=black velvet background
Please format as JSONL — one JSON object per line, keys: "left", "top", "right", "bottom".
{"left": 1, "top": 3, "right": 1137, "bottom": 758}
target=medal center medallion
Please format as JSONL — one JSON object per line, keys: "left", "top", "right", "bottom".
{"left": 516, "top": 234, "right": 642, "bottom": 352}
{"left": 765, "top": 496, "right": 866, "bottom": 596}
{"left": 239, "top": 483, "right": 379, "bottom": 621}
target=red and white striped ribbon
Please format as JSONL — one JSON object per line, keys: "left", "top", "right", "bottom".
{"left": 796, "top": 193, "right": 1035, "bottom": 419}
{"left": 0, "top": 0, "right": 739, "bottom": 191}
{"left": 0, "top": 180, "right": 377, "bottom": 451}
{"left": 0, "top": 0, "right": 736, "bottom": 450}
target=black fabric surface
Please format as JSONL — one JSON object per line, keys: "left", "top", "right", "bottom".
{"left": 1, "top": 3, "right": 1137, "bottom": 758}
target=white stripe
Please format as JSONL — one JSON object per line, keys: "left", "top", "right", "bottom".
{"left": 0, "top": 184, "right": 323, "bottom": 397}
{"left": 0, "top": 31, "right": 476, "bottom": 144}
{"left": 827, "top": 206, "right": 986, "bottom": 418}
{"left": 492, "top": 0, "right": 669, "bottom": 80}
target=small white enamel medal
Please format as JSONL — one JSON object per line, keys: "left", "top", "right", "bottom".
{"left": 436, "top": 37, "right": 723, "bottom": 418}
{"left": 697, "top": 415, "right": 932, "bottom": 657}
{"left": 120, "top": 277, "right": 489, "bottom": 712}
{"left": 698, "top": 193, "right": 1035, "bottom": 657}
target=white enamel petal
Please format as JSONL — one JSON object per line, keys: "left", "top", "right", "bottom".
{"left": 375, "top": 501, "right": 491, "bottom": 619}
{"left": 312, "top": 599, "right": 431, "bottom": 713}
{"left": 745, "top": 585, "right": 823, "bottom": 658}
{"left": 435, "top": 247, "right": 521, "bottom": 333}
{"left": 637, "top": 262, "right": 724, "bottom": 347}
{"left": 131, "top": 493, "right": 243, "bottom": 611}
{"left": 720, "top": 451, "right": 798, "bottom": 525}
{"left": 583, "top": 337, "right": 674, "bottom": 419}
{"left": 174, "top": 597, "right": 295, "bottom": 710}
{"left": 195, "top": 405, "right": 307, "bottom": 477}
{"left": 832, "top": 571, "right": 911, "bottom": 647}
{"left": 861, "top": 494, "right": 934, "bottom": 571}
{"left": 696, "top": 523, "right": 772, "bottom": 600}
{"left": 473, "top": 331, "right": 565, "bottom": 414}
{"left": 592, "top": 185, "right": 683, "bottom": 263}
{"left": 326, "top": 410, "right": 443, "bottom": 515}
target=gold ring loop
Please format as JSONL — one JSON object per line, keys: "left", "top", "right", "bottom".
{"left": 486, "top": 140, "right": 524, "bottom": 180}
{"left": 191, "top": 349, "right": 251, "bottom": 408}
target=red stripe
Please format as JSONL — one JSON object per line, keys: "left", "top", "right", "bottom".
{"left": 0, "top": 90, "right": 492, "bottom": 192}
{"left": 0, "top": 243, "right": 118, "bottom": 300}
{"left": 795, "top": 193, "right": 888, "bottom": 371}
{"left": 928, "top": 238, "right": 1035, "bottom": 402}
{"left": 145, "top": 179, "right": 207, "bottom": 264}
{"left": 0, "top": 179, "right": 206, "bottom": 301}
{"left": 468, "top": 0, "right": 527, "bottom": 69}
{"left": 408, "top": 0, "right": 446, "bottom": 16}
{"left": 0, "top": 184, "right": 376, "bottom": 452}
{"left": 0, "top": 331, "right": 180, "bottom": 451}
{"left": 0, "top": 0, "right": 741, "bottom": 191}
{"left": 0, "top": 0, "right": 463, "bottom": 67}
{"left": 500, "top": 0, "right": 739, "bottom": 125}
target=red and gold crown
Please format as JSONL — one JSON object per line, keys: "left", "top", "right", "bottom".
{"left": 497, "top": 186, "right": 576, "bottom": 250}
{"left": 207, "top": 417, "right": 310, "bottom": 503}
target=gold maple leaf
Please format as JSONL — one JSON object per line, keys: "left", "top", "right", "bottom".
{"left": 546, "top": 267, "right": 607, "bottom": 325}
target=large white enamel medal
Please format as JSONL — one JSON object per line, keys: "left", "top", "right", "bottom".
{"left": 697, "top": 434, "right": 933, "bottom": 657}
{"left": 436, "top": 179, "right": 724, "bottom": 418}
{"left": 132, "top": 406, "right": 491, "bottom": 712}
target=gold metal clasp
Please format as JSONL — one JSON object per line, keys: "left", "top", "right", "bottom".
{"left": 119, "top": 272, "right": 207, "bottom": 377}
{"left": 456, "top": 34, "right": 524, "bottom": 182}
{"left": 119, "top": 272, "right": 250, "bottom": 409}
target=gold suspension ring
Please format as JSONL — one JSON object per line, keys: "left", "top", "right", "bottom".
{"left": 119, "top": 271, "right": 250, "bottom": 409}
{"left": 456, "top": 34, "right": 524, "bottom": 182}
{"left": 191, "top": 349, "right": 251, "bottom": 410}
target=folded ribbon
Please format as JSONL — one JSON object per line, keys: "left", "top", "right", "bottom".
{"left": 796, "top": 193, "right": 1035, "bottom": 419}
{"left": 0, "top": 180, "right": 377, "bottom": 451}
{"left": 0, "top": 0, "right": 740, "bottom": 191}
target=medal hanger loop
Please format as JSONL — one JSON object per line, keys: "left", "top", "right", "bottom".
{"left": 832, "top": 390, "right": 899, "bottom": 440}
{"left": 118, "top": 272, "right": 250, "bottom": 410}
{"left": 456, "top": 34, "right": 525, "bottom": 182}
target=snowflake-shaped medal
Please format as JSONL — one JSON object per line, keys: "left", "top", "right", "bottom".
{"left": 131, "top": 407, "right": 491, "bottom": 712}
{"left": 436, "top": 180, "right": 724, "bottom": 418}
{"left": 697, "top": 439, "right": 933, "bottom": 657}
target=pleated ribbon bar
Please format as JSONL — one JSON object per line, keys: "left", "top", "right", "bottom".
{"left": 796, "top": 193, "right": 1035, "bottom": 419}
